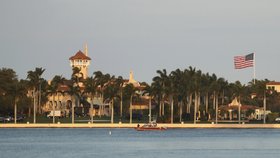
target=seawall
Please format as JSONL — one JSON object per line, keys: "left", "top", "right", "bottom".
{"left": 1, "top": 123, "right": 280, "bottom": 129}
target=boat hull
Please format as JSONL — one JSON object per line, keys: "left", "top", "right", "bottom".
{"left": 134, "top": 127, "right": 167, "bottom": 131}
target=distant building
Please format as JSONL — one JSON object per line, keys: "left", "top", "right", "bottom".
{"left": 266, "top": 81, "right": 280, "bottom": 93}
{"left": 254, "top": 108, "right": 271, "bottom": 120}
{"left": 43, "top": 46, "right": 150, "bottom": 117}
{"left": 44, "top": 45, "right": 92, "bottom": 116}
{"left": 69, "top": 44, "right": 91, "bottom": 79}
{"left": 218, "top": 98, "right": 258, "bottom": 121}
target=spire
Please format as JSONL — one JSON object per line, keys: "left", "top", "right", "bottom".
{"left": 129, "top": 71, "right": 134, "bottom": 82}
{"left": 128, "top": 71, "right": 140, "bottom": 87}
{"left": 84, "top": 43, "right": 88, "bottom": 57}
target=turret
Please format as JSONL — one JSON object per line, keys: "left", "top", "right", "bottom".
{"left": 69, "top": 46, "right": 91, "bottom": 79}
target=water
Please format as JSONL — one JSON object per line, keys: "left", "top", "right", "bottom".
{"left": 0, "top": 128, "right": 280, "bottom": 158}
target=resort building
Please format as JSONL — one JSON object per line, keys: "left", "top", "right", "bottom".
{"left": 43, "top": 46, "right": 150, "bottom": 118}
{"left": 43, "top": 46, "right": 92, "bottom": 116}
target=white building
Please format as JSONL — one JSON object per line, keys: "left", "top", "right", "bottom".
{"left": 254, "top": 108, "right": 271, "bottom": 120}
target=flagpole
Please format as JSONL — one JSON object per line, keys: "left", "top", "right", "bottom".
{"left": 253, "top": 53, "right": 256, "bottom": 84}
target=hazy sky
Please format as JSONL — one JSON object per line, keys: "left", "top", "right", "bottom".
{"left": 1, "top": 0, "right": 280, "bottom": 84}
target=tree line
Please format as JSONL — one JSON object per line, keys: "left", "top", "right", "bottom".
{"left": 0, "top": 66, "right": 279, "bottom": 123}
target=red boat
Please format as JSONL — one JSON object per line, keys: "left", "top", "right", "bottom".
{"left": 135, "top": 122, "right": 167, "bottom": 131}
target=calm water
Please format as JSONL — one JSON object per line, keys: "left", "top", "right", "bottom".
{"left": 0, "top": 128, "right": 280, "bottom": 158}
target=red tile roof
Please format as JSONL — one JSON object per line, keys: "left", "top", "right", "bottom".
{"left": 69, "top": 50, "right": 91, "bottom": 60}
{"left": 220, "top": 105, "right": 258, "bottom": 111}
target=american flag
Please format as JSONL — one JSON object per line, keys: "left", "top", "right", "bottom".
{"left": 234, "top": 53, "right": 254, "bottom": 69}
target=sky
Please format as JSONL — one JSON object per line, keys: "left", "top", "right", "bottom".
{"left": 1, "top": 0, "right": 280, "bottom": 84}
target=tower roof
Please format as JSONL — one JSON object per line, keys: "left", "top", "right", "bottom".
{"left": 69, "top": 50, "right": 91, "bottom": 60}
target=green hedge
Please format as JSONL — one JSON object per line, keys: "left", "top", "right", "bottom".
{"left": 267, "top": 113, "right": 279, "bottom": 123}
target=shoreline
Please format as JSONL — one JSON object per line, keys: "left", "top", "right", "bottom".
{"left": 1, "top": 123, "right": 280, "bottom": 129}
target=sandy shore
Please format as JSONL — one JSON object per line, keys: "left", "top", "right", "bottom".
{"left": 1, "top": 123, "right": 280, "bottom": 129}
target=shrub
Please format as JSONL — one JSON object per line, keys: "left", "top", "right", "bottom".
{"left": 267, "top": 112, "right": 279, "bottom": 123}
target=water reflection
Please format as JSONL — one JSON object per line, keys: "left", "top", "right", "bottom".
{"left": 0, "top": 128, "right": 280, "bottom": 158}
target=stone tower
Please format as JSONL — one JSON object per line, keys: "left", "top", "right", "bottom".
{"left": 69, "top": 45, "right": 91, "bottom": 79}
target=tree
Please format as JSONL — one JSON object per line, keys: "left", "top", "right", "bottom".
{"left": 104, "top": 76, "right": 120, "bottom": 123}
{"left": 11, "top": 80, "right": 28, "bottom": 124}
{"left": 0, "top": 68, "right": 17, "bottom": 95}
{"left": 27, "top": 67, "right": 45, "bottom": 123}
{"left": 150, "top": 79, "right": 163, "bottom": 119}
{"left": 72, "top": 67, "right": 83, "bottom": 106}
{"left": 209, "top": 74, "right": 219, "bottom": 123}
{"left": 142, "top": 83, "right": 157, "bottom": 123}
{"left": 0, "top": 68, "right": 17, "bottom": 114}
{"left": 228, "top": 81, "right": 246, "bottom": 124}
{"left": 248, "top": 79, "right": 271, "bottom": 123}
{"left": 93, "top": 71, "right": 111, "bottom": 116}
{"left": 201, "top": 73, "right": 212, "bottom": 115}
{"left": 172, "top": 69, "right": 187, "bottom": 123}
{"left": 180, "top": 66, "right": 197, "bottom": 122}
{"left": 84, "top": 76, "right": 97, "bottom": 123}
{"left": 115, "top": 76, "right": 125, "bottom": 119}
{"left": 0, "top": 69, "right": 27, "bottom": 122}
{"left": 66, "top": 83, "right": 79, "bottom": 124}
{"left": 123, "top": 83, "right": 137, "bottom": 123}
{"left": 184, "top": 67, "right": 196, "bottom": 117}
{"left": 169, "top": 69, "right": 183, "bottom": 124}
{"left": 193, "top": 70, "right": 202, "bottom": 124}
{"left": 153, "top": 69, "right": 169, "bottom": 117}
{"left": 47, "top": 75, "right": 65, "bottom": 123}
{"left": 68, "top": 67, "right": 83, "bottom": 124}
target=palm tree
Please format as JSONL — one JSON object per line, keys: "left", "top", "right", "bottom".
{"left": 27, "top": 67, "right": 45, "bottom": 123}
{"left": 67, "top": 83, "right": 79, "bottom": 124}
{"left": 184, "top": 67, "right": 196, "bottom": 117}
{"left": 181, "top": 66, "right": 197, "bottom": 122}
{"left": 228, "top": 81, "right": 245, "bottom": 124}
{"left": 216, "top": 77, "right": 227, "bottom": 123}
{"left": 104, "top": 76, "right": 120, "bottom": 123}
{"left": 209, "top": 74, "right": 218, "bottom": 123}
{"left": 11, "top": 80, "right": 27, "bottom": 124}
{"left": 193, "top": 70, "right": 202, "bottom": 124}
{"left": 72, "top": 67, "right": 83, "bottom": 108}
{"left": 123, "top": 83, "right": 137, "bottom": 123}
{"left": 209, "top": 74, "right": 227, "bottom": 124}
{"left": 66, "top": 67, "right": 83, "bottom": 124}
{"left": 201, "top": 73, "right": 211, "bottom": 116}
{"left": 93, "top": 71, "right": 111, "bottom": 116}
{"left": 115, "top": 76, "right": 124, "bottom": 119}
{"left": 150, "top": 79, "right": 163, "bottom": 119}
{"left": 48, "top": 75, "right": 65, "bottom": 123}
{"left": 153, "top": 69, "right": 169, "bottom": 117}
{"left": 173, "top": 70, "right": 189, "bottom": 123}
{"left": 142, "top": 83, "right": 156, "bottom": 123}
{"left": 248, "top": 79, "right": 270, "bottom": 123}
{"left": 219, "top": 78, "right": 228, "bottom": 106}
{"left": 84, "top": 76, "right": 97, "bottom": 123}
{"left": 47, "top": 80, "right": 57, "bottom": 124}
{"left": 169, "top": 69, "right": 183, "bottom": 124}
{"left": 4, "top": 77, "right": 28, "bottom": 124}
